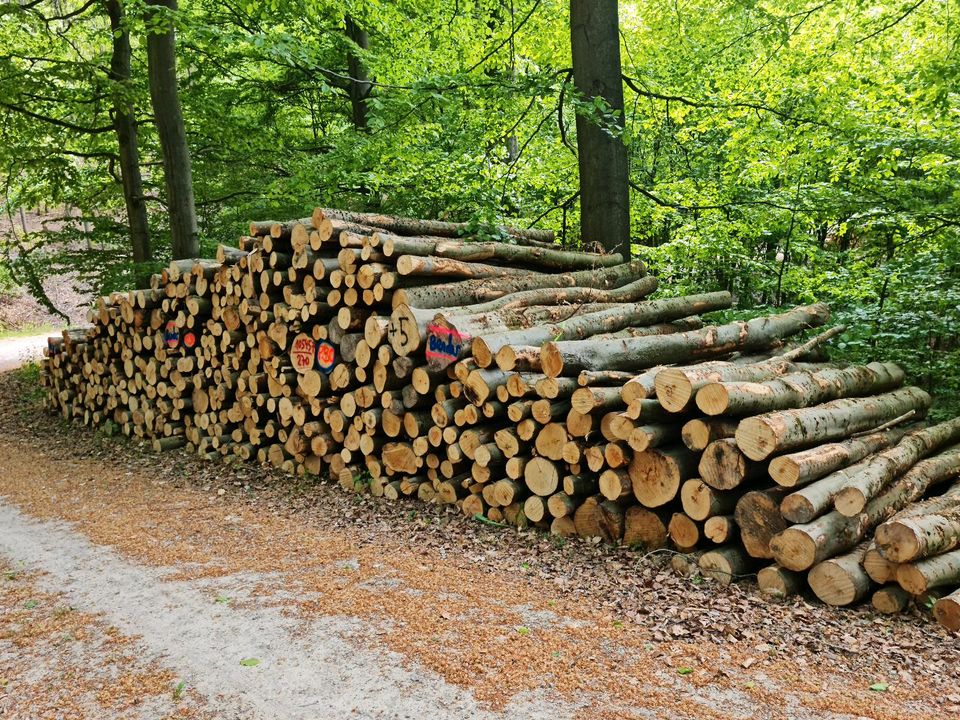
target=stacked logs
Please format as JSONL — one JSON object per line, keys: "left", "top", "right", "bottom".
{"left": 41, "top": 207, "right": 960, "bottom": 632}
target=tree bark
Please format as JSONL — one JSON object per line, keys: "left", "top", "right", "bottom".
{"left": 696, "top": 362, "right": 905, "bottom": 417}
{"left": 736, "top": 386, "right": 931, "bottom": 462}
{"left": 874, "top": 481, "right": 960, "bottom": 562}
{"left": 570, "top": 0, "right": 630, "bottom": 257}
{"left": 344, "top": 15, "right": 371, "bottom": 130}
{"left": 832, "top": 430, "right": 960, "bottom": 517}
{"left": 145, "top": 0, "right": 198, "bottom": 259}
{"left": 699, "top": 545, "right": 752, "bottom": 585}
{"left": 106, "top": 0, "right": 151, "bottom": 285}
{"left": 474, "top": 291, "right": 731, "bottom": 364}
{"left": 896, "top": 548, "right": 960, "bottom": 595}
{"left": 768, "top": 426, "right": 914, "bottom": 488}
{"left": 393, "top": 259, "right": 644, "bottom": 310}
{"left": 541, "top": 304, "right": 830, "bottom": 378}
{"left": 934, "top": 588, "right": 960, "bottom": 631}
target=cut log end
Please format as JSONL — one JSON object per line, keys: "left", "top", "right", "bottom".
{"left": 695, "top": 383, "right": 730, "bottom": 416}
{"left": 770, "top": 528, "right": 818, "bottom": 572}
{"left": 808, "top": 555, "right": 872, "bottom": 606}
{"left": 540, "top": 342, "right": 564, "bottom": 379}
{"left": 933, "top": 590, "right": 960, "bottom": 631}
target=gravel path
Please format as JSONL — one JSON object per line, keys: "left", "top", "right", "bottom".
{"left": 0, "top": 333, "right": 50, "bottom": 372}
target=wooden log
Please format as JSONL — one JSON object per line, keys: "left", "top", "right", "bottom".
{"left": 699, "top": 546, "right": 752, "bottom": 585}
{"left": 474, "top": 292, "right": 731, "bottom": 366}
{"left": 768, "top": 426, "right": 914, "bottom": 488}
{"left": 874, "top": 482, "right": 960, "bottom": 562}
{"left": 698, "top": 438, "right": 765, "bottom": 490}
{"left": 734, "top": 487, "right": 790, "bottom": 559}
{"left": 896, "top": 549, "right": 960, "bottom": 595}
{"left": 540, "top": 304, "right": 830, "bottom": 379}
{"left": 668, "top": 513, "right": 700, "bottom": 551}
{"left": 833, "top": 428, "right": 960, "bottom": 517}
{"left": 757, "top": 564, "right": 804, "bottom": 598}
{"left": 629, "top": 445, "right": 698, "bottom": 508}
{"left": 933, "top": 588, "right": 960, "bottom": 631}
{"left": 393, "top": 260, "right": 645, "bottom": 310}
{"left": 622, "top": 506, "right": 670, "bottom": 548}
{"left": 703, "top": 515, "right": 737, "bottom": 544}
{"left": 679, "top": 479, "right": 737, "bottom": 521}
{"left": 736, "top": 387, "right": 931, "bottom": 462}
{"left": 807, "top": 542, "right": 873, "bottom": 606}
{"left": 696, "top": 362, "right": 904, "bottom": 417}
{"left": 863, "top": 543, "right": 900, "bottom": 584}
{"left": 681, "top": 418, "right": 739, "bottom": 452}
{"left": 872, "top": 586, "right": 911, "bottom": 614}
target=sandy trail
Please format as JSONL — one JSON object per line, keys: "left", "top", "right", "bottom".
{"left": 0, "top": 333, "right": 50, "bottom": 372}
{"left": 0, "top": 502, "right": 561, "bottom": 720}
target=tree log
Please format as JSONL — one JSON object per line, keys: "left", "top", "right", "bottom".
{"left": 736, "top": 387, "right": 931, "bottom": 462}
{"left": 933, "top": 588, "right": 960, "bottom": 631}
{"left": 734, "top": 487, "right": 790, "bottom": 559}
{"left": 699, "top": 546, "right": 752, "bottom": 586}
{"left": 874, "top": 482, "right": 960, "bottom": 562}
{"left": 807, "top": 542, "right": 873, "bottom": 606}
{"left": 896, "top": 548, "right": 960, "bottom": 595}
{"left": 541, "top": 304, "right": 830, "bottom": 379}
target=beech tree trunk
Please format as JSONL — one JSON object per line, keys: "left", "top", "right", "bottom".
{"left": 344, "top": 15, "right": 371, "bottom": 130}
{"left": 570, "top": 0, "right": 630, "bottom": 258}
{"left": 145, "top": 0, "right": 198, "bottom": 259}
{"left": 896, "top": 548, "right": 960, "bottom": 595}
{"left": 934, "top": 588, "right": 960, "bottom": 631}
{"left": 540, "top": 304, "right": 830, "bottom": 378}
{"left": 106, "top": 0, "right": 151, "bottom": 285}
{"left": 736, "top": 386, "right": 931, "bottom": 462}
{"left": 874, "top": 481, "right": 960, "bottom": 562}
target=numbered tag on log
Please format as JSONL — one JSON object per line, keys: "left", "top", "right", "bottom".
{"left": 290, "top": 333, "right": 316, "bottom": 373}
{"left": 316, "top": 340, "right": 336, "bottom": 374}
{"left": 425, "top": 317, "right": 468, "bottom": 371}
{"left": 163, "top": 320, "right": 180, "bottom": 350}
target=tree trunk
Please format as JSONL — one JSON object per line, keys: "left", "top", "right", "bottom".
{"left": 933, "top": 588, "right": 960, "bottom": 631}
{"left": 734, "top": 487, "right": 790, "bottom": 559}
{"left": 768, "top": 426, "right": 913, "bottom": 488}
{"left": 540, "top": 304, "right": 830, "bottom": 378}
{"left": 757, "top": 564, "right": 804, "bottom": 598}
{"left": 696, "top": 362, "right": 905, "bottom": 417}
{"left": 106, "top": 0, "right": 151, "bottom": 285}
{"left": 736, "top": 386, "right": 931, "bottom": 462}
{"left": 344, "top": 15, "right": 371, "bottom": 130}
{"left": 145, "top": 0, "right": 198, "bottom": 259}
{"left": 896, "top": 548, "right": 960, "bottom": 595}
{"left": 570, "top": 0, "right": 630, "bottom": 257}
{"left": 698, "top": 438, "right": 766, "bottom": 490}
{"left": 699, "top": 545, "right": 753, "bottom": 585}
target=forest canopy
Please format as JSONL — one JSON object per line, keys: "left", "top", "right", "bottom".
{"left": 1, "top": 0, "right": 958, "bottom": 407}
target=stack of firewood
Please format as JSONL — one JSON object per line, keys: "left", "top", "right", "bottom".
{"left": 41, "top": 207, "right": 960, "bottom": 632}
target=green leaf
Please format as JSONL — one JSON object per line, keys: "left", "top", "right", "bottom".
{"left": 516, "top": 626, "right": 530, "bottom": 636}
{"left": 23, "top": 599, "right": 37, "bottom": 609}
{"left": 239, "top": 658, "right": 261, "bottom": 667}
{"left": 677, "top": 667, "right": 694, "bottom": 675}
{"left": 215, "top": 594, "right": 231, "bottom": 604}
{"left": 869, "top": 683, "right": 889, "bottom": 692}
{"left": 172, "top": 680, "right": 187, "bottom": 700}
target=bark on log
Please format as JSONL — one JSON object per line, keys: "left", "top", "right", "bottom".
{"left": 681, "top": 418, "right": 739, "bottom": 452}
{"left": 933, "top": 588, "right": 960, "bottom": 631}
{"left": 696, "top": 362, "right": 904, "bottom": 417}
{"left": 736, "top": 387, "right": 932, "bottom": 462}
{"left": 872, "top": 585, "right": 912, "bottom": 614}
{"left": 541, "top": 304, "right": 830, "bottom": 379}
{"left": 807, "top": 543, "right": 873, "bottom": 606}
{"left": 896, "top": 548, "right": 960, "bottom": 595}
{"left": 472, "top": 291, "right": 731, "bottom": 367}
{"left": 699, "top": 546, "right": 752, "bottom": 586}
{"left": 680, "top": 479, "right": 738, "bottom": 521}
{"left": 698, "top": 438, "right": 766, "bottom": 490}
{"left": 734, "top": 487, "right": 790, "bottom": 559}
{"left": 757, "top": 564, "right": 805, "bottom": 598}
{"left": 874, "top": 482, "right": 960, "bottom": 562}
{"left": 393, "top": 260, "right": 645, "bottom": 310}
{"left": 768, "top": 426, "right": 914, "bottom": 488}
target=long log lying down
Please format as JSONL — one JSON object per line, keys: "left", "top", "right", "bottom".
{"left": 735, "top": 386, "right": 931, "bottom": 462}
{"left": 874, "top": 482, "right": 960, "bottom": 562}
{"left": 771, "top": 443, "right": 960, "bottom": 571}
{"left": 807, "top": 542, "right": 873, "bottom": 606}
{"left": 654, "top": 325, "right": 846, "bottom": 413}
{"left": 696, "top": 362, "right": 905, "bottom": 417}
{"left": 767, "top": 426, "right": 915, "bottom": 488}
{"left": 896, "top": 549, "right": 960, "bottom": 595}
{"left": 313, "top": 207, "right": 556, "bottom": 244}
{"left": 392, "top": 260, "right": 646, "bottom": 309}
{"left": 374, "top": 232, "right": 625, "bottom": 269}
{"left": 832, "top": 428, "right": 960, "bottom": 517}
{"left": 469, "top": 291, "right": 732, "bottom": 367}
{"left": 539, "top": 303, "right": 831, "bottom": 378}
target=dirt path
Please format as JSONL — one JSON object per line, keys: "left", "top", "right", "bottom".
{"left": 0, "top": 333, "right": 50, "bottom": 372}
{"left": 0, "top": 371, "right": 957, "bottom": 719}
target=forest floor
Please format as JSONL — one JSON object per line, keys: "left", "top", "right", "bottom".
{"left": 1, "top": 368, "right": 958, "bottom": 720}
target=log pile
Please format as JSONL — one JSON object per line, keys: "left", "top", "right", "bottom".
{"left": 40, "top": 207, "right": 960, "bottom": 633}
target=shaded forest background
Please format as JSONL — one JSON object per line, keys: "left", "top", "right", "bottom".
{"left": 1, "top": 0, "right": 958, "bottom": 412}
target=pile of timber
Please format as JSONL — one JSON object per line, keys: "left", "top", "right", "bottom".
{"left": 40, "top": 207, "right": 960, "bottom": 633}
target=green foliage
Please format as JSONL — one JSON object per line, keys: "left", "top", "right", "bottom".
{"left": 1, "top": 0, "right": 958, "bottom": 403}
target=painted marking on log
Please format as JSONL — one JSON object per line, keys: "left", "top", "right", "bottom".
{"left": 182, "top": 331, "right": 198, "bottom": 349}
{"left": 425, "top": 320, "right": 469, "bottom": 371}
{"left": 163, "top": 321, "right": 180, "bottom": 350}
{"left": 290, "top": 333, "right": 316, "bottom": 373}
{"left": 316, "top": 340, "right": 336, "bottom": 374}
